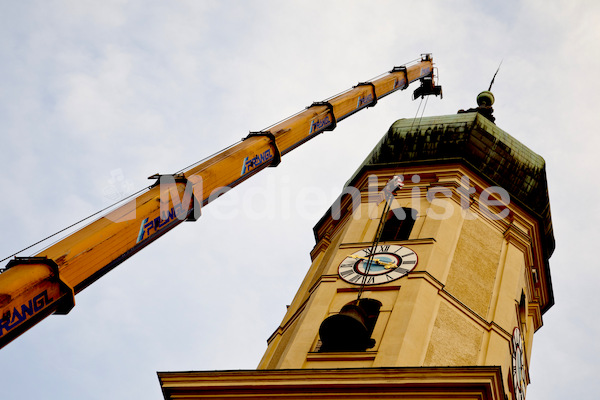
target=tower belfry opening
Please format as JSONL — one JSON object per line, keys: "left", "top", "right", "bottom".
{"left": 158, "top": 90, "right": 554, "bottom": 400}
{"left": 318, "top": 298, "right": 381, "bottom": 352}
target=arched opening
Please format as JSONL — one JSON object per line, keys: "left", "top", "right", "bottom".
{"left": 380, "top": 207, "right": 417, "bottom": 241}
{"left": 318, "top": 298, "right": 382, "bottom": 352}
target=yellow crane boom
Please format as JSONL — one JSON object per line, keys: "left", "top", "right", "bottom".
{"left": 0, "top": 54, "right": 441, "bottom": 348}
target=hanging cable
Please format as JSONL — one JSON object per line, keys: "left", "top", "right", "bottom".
{"left": 417, "top": 95, "right": 429, "bottom": 126}
{"left": 357, "top": 191, "right": 394, "bottom": 301}
{"left": 407, "top": 96, "right": 424, "bottom": 134}
{"left": 356, "top": 176, "right": 404, "bottom": 301}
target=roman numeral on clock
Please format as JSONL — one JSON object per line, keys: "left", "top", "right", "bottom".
{"left": 339, "top": 261, "right": 354, "bottom": 269}
{"left": 340, "top": 269, "right": 354, "bottom": 278}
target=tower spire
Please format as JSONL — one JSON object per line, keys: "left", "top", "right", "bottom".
{"left": 488, "top": 60, "right": 503, "bottom": 91}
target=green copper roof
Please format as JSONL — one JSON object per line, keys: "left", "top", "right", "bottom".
{"left": 346, "top": 112, "right": 554, "bottom": 259}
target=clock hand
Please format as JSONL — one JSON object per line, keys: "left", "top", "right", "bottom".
{"left": 382, "top": 262, "right": 400, "bottom": 269}
{"left": 348, "top": 254, "right": 398, "bottom": 269}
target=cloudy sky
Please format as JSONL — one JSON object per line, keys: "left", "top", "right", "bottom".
{"left": 1, "top": 1, "right": 598, "bottom": 399}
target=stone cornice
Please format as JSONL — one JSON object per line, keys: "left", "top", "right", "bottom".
{"left": 158, "top": 366, "right": 506, "bottom": 400}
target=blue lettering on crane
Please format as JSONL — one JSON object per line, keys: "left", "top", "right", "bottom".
{"left": 240, "top": 149, "right": 274, "bottom": 176}
{"left": 136, "top": 202, "right": 186, "bottom": 243}
{"left": 420, "top": 66, "right": 431, "bottom": 76}
{"left": 0, "top": 290, "right": 54, "bottom": 338}
{"left": 394, "top": 77, "right": 406, "bottom": 89}
{"left": 356, "top": 93, "right": 374, "bottom": 109}
{"left": 309, "top": 114, "right": 332, "bottom": 135}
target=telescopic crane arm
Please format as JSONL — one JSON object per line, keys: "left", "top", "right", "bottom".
{"left": 0, "top": 54, "right": 441, "bottom": 348}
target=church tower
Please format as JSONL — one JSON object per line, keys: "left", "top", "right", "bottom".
{"left": 159, "top": 94, "right": 554, "bottom": 400}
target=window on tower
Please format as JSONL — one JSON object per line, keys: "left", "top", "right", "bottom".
{"left": 380, "top": 207, "right": 417, "bottom": 241}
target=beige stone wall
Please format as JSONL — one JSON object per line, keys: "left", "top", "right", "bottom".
{"left": 444, "top": 218, "right": 504, "bottom": 318}
{"left": 424, "top": 302, "right": 483, "bottom": 366}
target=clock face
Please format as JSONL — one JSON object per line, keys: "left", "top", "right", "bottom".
{"left": 511, "top": 327, "right": 526, "bottom": 400}
{"left": 338, "top": 244, "right": 417, "bottom": 286}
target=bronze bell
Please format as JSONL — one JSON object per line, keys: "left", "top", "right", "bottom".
{"left": 318, "top": 303, "right": 376, "bottom": 352}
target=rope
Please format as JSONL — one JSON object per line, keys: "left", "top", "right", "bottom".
{"left": 407, "top": 96, "right": 424, "bottom": 134}
{"left": 356, "top": 190, "right": 394, "bottom": 301}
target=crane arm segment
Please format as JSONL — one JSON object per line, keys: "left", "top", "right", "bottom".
{"left": 0, "top": 55, "right": 440, "bottom": 348}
